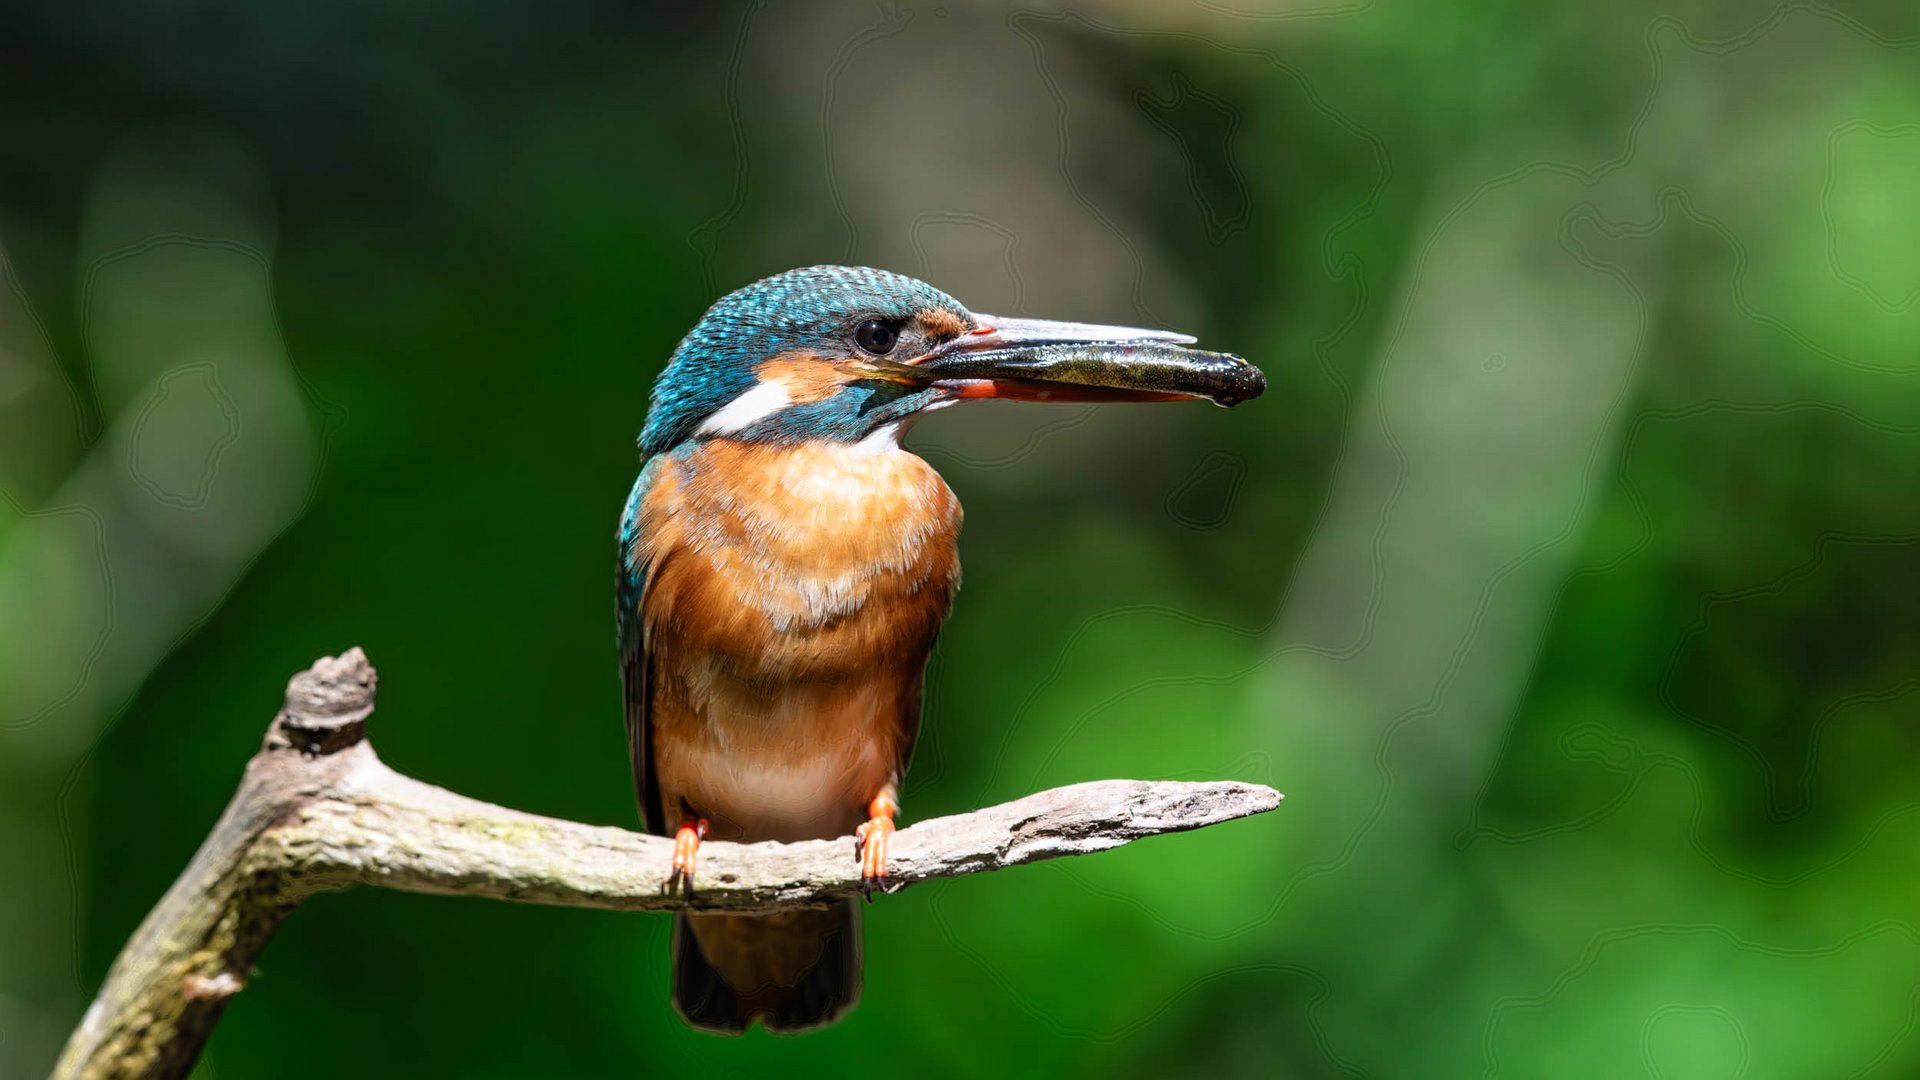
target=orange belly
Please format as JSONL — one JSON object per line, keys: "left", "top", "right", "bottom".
{"left": 649, "top": 667, "right": 926, "bottom": 841}
{"left": 634, "top": 437, "right": 961, "bottom": 842}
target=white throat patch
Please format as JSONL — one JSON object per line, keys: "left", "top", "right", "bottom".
{"left": 848, "top": 421, "right": 904, "bottom": 456}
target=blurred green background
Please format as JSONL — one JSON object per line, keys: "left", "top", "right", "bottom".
{"left": 4, "top": 2, "right": 1919, "bottom": 1077}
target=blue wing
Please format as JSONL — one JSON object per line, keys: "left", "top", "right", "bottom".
{"left": 617, "top": 455, "right": 666, "bottom": 836}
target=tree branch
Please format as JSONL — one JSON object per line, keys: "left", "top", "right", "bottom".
{"left": 53, "top": 648, "right": 1283, "bottom": 1080}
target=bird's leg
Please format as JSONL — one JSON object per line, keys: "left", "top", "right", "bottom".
{"left": 666, "top": 817, "right": 708, "bottom": 898}
{"left": 853, "top": 787, "right": 899, "bottom": 902}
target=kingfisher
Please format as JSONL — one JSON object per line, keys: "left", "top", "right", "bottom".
{"left": 617, "top": 265, "right": 1262, "bottom": 1033}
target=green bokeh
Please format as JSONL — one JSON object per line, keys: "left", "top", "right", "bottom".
{"left": 4, "top": 3, "right": 1918, "bottom": 1077}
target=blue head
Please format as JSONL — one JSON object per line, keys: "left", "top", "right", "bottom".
{"left": 639, "top": 266, "right": 976, "bottom": 455}
{"left": 637, "top": 265, "right": 1263, "bottom": 456}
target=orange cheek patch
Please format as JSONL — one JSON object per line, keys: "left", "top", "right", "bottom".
{"left": 917, "top": 306, "right": 970, "bottom": 339}
{"left": 755, "top": 352, "right": 856, "bottom": 404}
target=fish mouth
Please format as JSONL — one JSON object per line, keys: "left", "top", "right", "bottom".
{"left": 858, "top": 315, "right": 1265, "bottom": 408}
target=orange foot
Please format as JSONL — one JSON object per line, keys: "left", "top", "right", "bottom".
{"left": 853, "top": 792, "right": 899, "bottom": 902}
{"left": 666, "top": 818, "right": 708, "bottom": 897}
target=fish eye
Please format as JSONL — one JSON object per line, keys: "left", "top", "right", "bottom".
{"left": 854, "top": 319, "right": 899, "bottom": 355}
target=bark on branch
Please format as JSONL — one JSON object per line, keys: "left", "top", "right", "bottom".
{"left": 53, "top": 648, "right": 1283, "bottom": 1080}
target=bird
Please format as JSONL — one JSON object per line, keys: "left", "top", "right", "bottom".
{"left": 617, "top": 265, "right": 1262, "bottom": 1033}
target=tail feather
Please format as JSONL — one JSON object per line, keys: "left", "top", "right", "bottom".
{"left": 672, "top": 902, "right": 861, "bottom": 1034}
{"left": 671, "top": 915, "right": 749, "bottom": 1033}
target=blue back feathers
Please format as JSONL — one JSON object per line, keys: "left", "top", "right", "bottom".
{"left": 639, "top": 266, "right": 969, "bottom": 455}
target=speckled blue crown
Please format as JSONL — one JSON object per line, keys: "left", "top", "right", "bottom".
{"left": 639, "top": 266, "right": 968, "bottom": 455}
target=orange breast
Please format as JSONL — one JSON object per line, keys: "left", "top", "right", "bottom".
{"left": 632, "top": 437, "right": 962, "bottom": 841}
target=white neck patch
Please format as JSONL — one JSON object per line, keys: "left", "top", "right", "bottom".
{"left": 696, "top": 380, "right": 793, "bottom": 436}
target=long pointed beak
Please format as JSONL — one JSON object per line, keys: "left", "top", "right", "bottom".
{"left": 898, "top": 314, "right": 1264, "bottom": 407}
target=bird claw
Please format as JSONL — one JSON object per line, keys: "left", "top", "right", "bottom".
{"left": 665, "top": 818, "right": 708, "bottom": 898}
{"left": 853, "top": 795, "right": 898, "bottom": 903}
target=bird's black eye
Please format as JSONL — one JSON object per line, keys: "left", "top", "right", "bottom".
{"left": 855, "top": 319, "right": 898, "bottom": 355}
